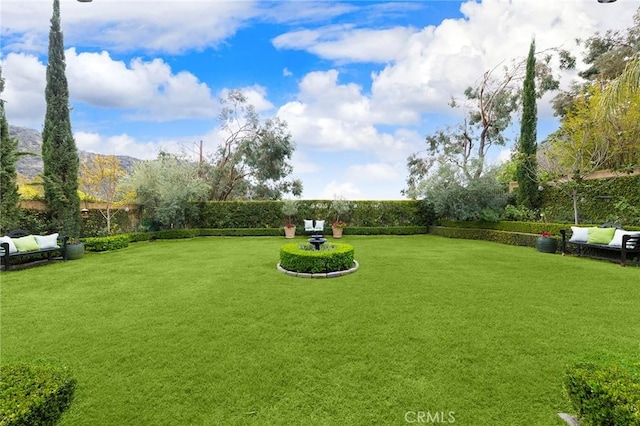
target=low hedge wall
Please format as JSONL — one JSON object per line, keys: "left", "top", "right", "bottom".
{"left": 429, "top": 226, "right": 547, "bottom": 248}
{"left": 190, "top": 199, "right": 423, "bottom": 229}
{"left": 341, "top": 226, "right": 428, "bottom": 235}
{"left": 125, "top": 226, "right": 426, "bottom": 242}
{"left": 279, "top": 243, "right": 354, "bottom": 274}
{"left": 0, "top": 363, "right": 76, "bottom": 426}
{"left": 437, "top": 220, "right": 640, "bottom": 234}
{"left": 82, "top": 235, "right": 130, "bottom": 252}
{"left": 564, "top": 362, "right": 640, "bottom": 425}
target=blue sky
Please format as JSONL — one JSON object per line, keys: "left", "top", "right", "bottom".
{"left": 1, "top": 0, "right": 636, "bottom": 199}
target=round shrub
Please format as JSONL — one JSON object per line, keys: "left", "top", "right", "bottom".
{"left": 279, "top": 243, "right": 354, "bottom": 274}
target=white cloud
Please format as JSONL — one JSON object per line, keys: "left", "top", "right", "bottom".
{"left": 278, "top": 69, "right": 420, "bottom": 162}
{"left": 3, "top": 49, "right": 217, "bottom": 126}
{"left": 273, "top": 25, "right": 415, "bottom": 63}
{"left": 345, "top": 163, "right": 402, "bottom": 183}
{"left": 1, "top": 53, "right": 46, "bottom": 127}
{"left": 74, "top": 131, "right": 186, "bottom": 160}
{"left": 1, "top": 0, "right": 258, "bottom": 55}
{"left": 319, "top": 180, "right": 363, "bottom": 200}
{"left": 370, "top": 0, "right": 637, "bottom": 121}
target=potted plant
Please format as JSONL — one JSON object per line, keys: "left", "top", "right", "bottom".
{"left": 330, "top": 196, "right": 352, "bottom": 239}
{"left": 66, "top": 238, "right": 85, "bottom": 260}
{"left": 535, "top": 231, "right": 557, "bottom": 253}
{"left": 331, "top": 220, "right": 347, "bottom": 238}
{"left": 282, "top": 199, "right": 298, "bottom": 239}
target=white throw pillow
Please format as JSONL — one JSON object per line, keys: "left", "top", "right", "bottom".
{"left": 608, "top": 229, "right": 640, "bottom": 249}
{"left": 315, "top": 220, "right": 325, "bottom": 230}
{"left": 0, "top": 236, "right": 18, "bottom": 254}
{"left": 304, "top": 220, "right": 313, "bottom": 230}
{"left": 569, "top": 226, "right": 591, "bottom": 243}
{"left": 34, "top": 233, "right": 60, "bottom": 250}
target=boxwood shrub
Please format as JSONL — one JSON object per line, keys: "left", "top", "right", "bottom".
{"left": 280, "top": 243, "right": 354, "bottom": 274}
{"left": 343, "top": 226, "right": 428, "bottom": 235}
{"left": 0, "top": 363, "right": 76, "bottom": 426}
{"left": 429, "top": 226, "right": 547, "bottom": 248}
{"left": 82, "top": 235, "right": 130, "bottom": 252}
{"left": 564, "top": 361, "right": 640, "bottom": 425}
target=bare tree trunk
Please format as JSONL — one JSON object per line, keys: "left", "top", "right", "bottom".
{"left": 572, "top": 188, "right": 579, "bottom": 225}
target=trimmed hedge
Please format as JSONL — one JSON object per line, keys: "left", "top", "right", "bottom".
{"left": 429, "top": 226, "right": 546, "bottom": 248}
{"left": 542, "top": 174, "right": 640, "bottom": 226}
{"left": 124, "top": 226, "right": 427, "bottom": 242}
{"left": 191, "top": 200, "right": 422, "bottom": 229}
{"left": 564, "top": 362, "right": 640, "bottom": 425}
{"left": 342, "top": 226, "right": 428, "bottom": 235}
{"left": 279, "top": 243, "right": 354, "bottom": 274}
{"left": 0, "top": 363, "right": 76, "bottom": 426}
{"left": 82, "top": 235, "right": 130, "bottom": 252}
{"left": 437, "top": 220, "right": 640, "bottom": 235}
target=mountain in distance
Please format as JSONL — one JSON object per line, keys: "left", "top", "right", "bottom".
{"left": 9, "top": 125, "right": 141, "bottom": 179}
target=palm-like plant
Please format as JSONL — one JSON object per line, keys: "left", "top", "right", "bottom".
{"left": 599, "top": 57, "right": 640, "bottom": 116}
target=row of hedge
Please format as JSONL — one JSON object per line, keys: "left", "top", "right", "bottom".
{"left": 564, "top": 361, "right": 640, "bottom": 425}
{"left": 437, "top": 220, "right": 640, "bottom": 234}
{"left": 189, "top": 200, "right": 423, "bottom": 229}
{"left": 541, "top": 174, "right": 640, "bottom": 225}
{"left": 429, "top": 226, "right": 544, "bottom": 248}
{"left": 124, "top": 226, "right": 428, "bottom": 244}
{"left": 0, "top": 363, "right": 76, "bottom": 426}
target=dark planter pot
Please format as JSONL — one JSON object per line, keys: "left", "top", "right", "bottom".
{"left": 535, "top": 237, "right": 557, "bottom": 253}
{"left": 66, "top": 242, "right": 85, "bottom": 260}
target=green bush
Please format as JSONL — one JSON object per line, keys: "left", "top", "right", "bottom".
{"left": 82, "top": 235, "right": 130, "bottom": 252}
{"left": 279, "top": 243, "right": 354, "bottom": 274}
{"left": 564, "top": 362, "right": 640, "bottom": 426}
{"left": 0, "top": 363, "right": 76, "bottom": 426}
{"left": 437, "top": 220, "right": 640, "bottom": 234}
{"left": 192, "top": 200, "right": 421, "bottom": 229}
{"left": 343, "top": 226, "right": 428, "bottom": 235}
{"left": 198, "top": 228, "right": 281, "bottom": 237}
{"left": 126, "top": 232, "right": 153, "bottom": 243}
{"left": 541, "top": 175, "right": 640, "bottom": 226}
{"left": 429, "top": 226, "right": 546, "bottom": 248}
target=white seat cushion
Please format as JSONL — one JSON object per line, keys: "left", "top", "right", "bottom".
{"left": 0, "top": 236, "right": 18, "bottom": 254}
{"left": 608, "top": 229, "right": 640, "bottom": 249}
{"left": 569, "top": 226, "right": 591, "bottom": 243}
{"left": 315, "top": 220, "right": 325, "bottom": 230}
{"left": 34, "top": 233, "right": 60, "bottom": 250}
{"left": 304, "top": 220, "right": 314, "bottom": 231}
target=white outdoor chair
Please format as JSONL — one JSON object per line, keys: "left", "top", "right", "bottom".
{"left": 304, "top": 219, "right": 325, "bottom": 234}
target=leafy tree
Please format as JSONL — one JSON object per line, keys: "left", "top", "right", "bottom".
{"left": 124, "top": 152, "right": 209, "bottom": 229}
{"left": 515, "top": 39, "right": 540, "bottom": 210}
{"left": 599, "top": 57, "right": 640, "bottom": 122}
{"left": 405, "top": 50, "right": 559, "bottom": 198}
{"left": 419, "top": 162, "right": 507, "bottom": 222}
{"left": 552, "top": 7, "right": 640, "bottom": 118}
{"left": 541, "top": 85, "right": 622, "bottom": 224}
{"left": 0, "top": 66, "right": 22, "bottom": 233}
{"left": 42, "top": 0, "right": 80, "bottom": 238}
{"left": 79, "top": 155, "right": 132, "bottom": 234}
{"left": 207, "top": 90, "right": 302, "bottom": 201}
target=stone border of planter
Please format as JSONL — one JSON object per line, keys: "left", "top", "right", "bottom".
{"left": 277, "top": 260, "right": 359, "bottom": 278}
{"left": 557, "top": 413, "right": 579, "bottom": 426}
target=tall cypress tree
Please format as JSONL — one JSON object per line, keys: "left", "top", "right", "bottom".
{"left": 0, "top": 67, "right": 22, "bottom": 233}
{"left": 516, "top": 38, "right": 540, "bottom": 210}
{"left": 42, "top": 0, "right": 80, "bottom": 238}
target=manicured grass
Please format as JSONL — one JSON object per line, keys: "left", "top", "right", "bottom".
{"left": 1, "top": 235, "right": 639, "bottom": 425}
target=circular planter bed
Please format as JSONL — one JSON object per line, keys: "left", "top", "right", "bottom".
{"left": 278, "top": 242, "right": 357, "bottom": 278}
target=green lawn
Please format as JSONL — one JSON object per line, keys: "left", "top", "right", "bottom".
{"left": 1, "top": 235, "right": 639, "bottom": 425}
